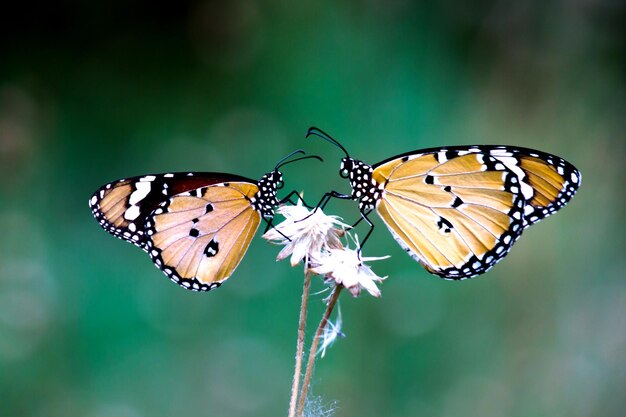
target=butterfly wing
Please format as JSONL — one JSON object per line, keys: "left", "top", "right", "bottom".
{"left": 373, "top": 150, "right": 525, "bottom": 279}
{"left": 145, "top": 182, "right": 261, "bottom": 291}
{"left": 90, "top": 173, "right": 260, "bottom": 291}
{"left": 483, "top": 147, "right": 581, "bottom": 227}
{"left": 89, "top": 172, "right": 253, "bottom": 250}
{"left": 372, "top": 145, "right": 579, "bottom": 279}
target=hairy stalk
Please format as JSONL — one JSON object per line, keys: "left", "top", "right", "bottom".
{"left": 288, "top": 270, "right": 312, "bottom": 417}
{"left": 296, "top": 285, "right": 343, "bottom": 417}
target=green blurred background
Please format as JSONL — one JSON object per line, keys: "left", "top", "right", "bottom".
{"left": 1, "top": 1, "right": 624, "bottom": 416}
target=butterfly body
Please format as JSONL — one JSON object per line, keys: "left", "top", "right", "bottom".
{"left": 339, "top": 158, "right": 381, "bottom": 211}
{"left": 310, "top": 127, "right": 582, "bottom": 280}
{"left": 90, "top": 169, "right": 286, "bottom": 292}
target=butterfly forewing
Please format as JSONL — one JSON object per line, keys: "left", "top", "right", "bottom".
{"left": 145, "top": 182, "right": 261, "bottom": 291}
{"left": 373, "top": 151, "right": 526, "bottom": 279}
{"left": 89, "top": 172, "right": 253, "bottom": 249}
{"left": 489, "top": 149, "right": 582, "bottom": 226}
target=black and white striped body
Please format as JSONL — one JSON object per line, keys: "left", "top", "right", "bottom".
{"left": 250, "top": 171, "right": 283, "bottom": 219}
{"left": 339, "top": 157, "right": 382, "bottom": 211}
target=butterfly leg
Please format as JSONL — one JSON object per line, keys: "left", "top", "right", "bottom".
{"left": 263, "top": 218, "right": 293, "bottom": 241}
{"left": 278, "top": 190, "right": 313, "bottom": 208}
{"left": 316, "top": 191, "right": 352, "bottom": 211}
{"left": 294, "top": 191, "right": 352, "bottom": 224}
{"left": 354, "top": 209, "right": 375, "bottom": 257}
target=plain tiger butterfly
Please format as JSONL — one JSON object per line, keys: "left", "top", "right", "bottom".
{"left": 307, "top": 127, "right": 581, "bottom": 279}
{"left": 89, "top": 150, "right": 321, "bottom": 292}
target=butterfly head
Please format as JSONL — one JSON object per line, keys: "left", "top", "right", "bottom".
{"left": 253, "top": 149, "right": 323, "bottom": 219}
{"left": 306, "top": 127, "right": 382, "bottom": 211}
{"left": 340, "top": 157, "right": 380, "bottom": 211}
{"left": 253, "top": 170, "right": 283, "bottom": 219}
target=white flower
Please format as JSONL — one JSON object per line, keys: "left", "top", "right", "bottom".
{"left": 309, "top": 244, "right": 389, "bottom": 298}
{"left": 263, "top": 201, "right": 349, "bottom": 267}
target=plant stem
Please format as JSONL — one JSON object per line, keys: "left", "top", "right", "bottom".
{"left": 288, "top": 271, "right": 312, "bottom": 417}
{"left": 295, "top": 285, "right": 343, "bottom": 417}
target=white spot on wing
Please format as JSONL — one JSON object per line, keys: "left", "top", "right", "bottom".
{"left": 124, "top": 205, "right": 141, "bottom": 220}
{"left": 130, "top": 181, "right": 151, "bottom": 205}
{"left": 520, "top": 181, "right": 534, "bottom": 200}
{"left": 493, "top": 156, "right": 524, "bottom": 177}
{"left": 492, "top": 155, "right": 534, "bottom": 198}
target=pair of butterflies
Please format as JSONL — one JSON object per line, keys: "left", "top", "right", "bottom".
{"left": 89, "top": 128, "right": 581, "bottom": 291}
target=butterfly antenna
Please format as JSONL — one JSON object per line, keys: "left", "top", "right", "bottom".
{"left": 276, "top": 154, "right": 323, "bottom": 170}
{"left": 274, "top": 149, "right": 306, "bottom": 170}
{"left": 306, "top": 127, "right": 349, "bottom": 157}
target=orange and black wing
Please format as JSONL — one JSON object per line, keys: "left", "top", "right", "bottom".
{"left": 89, "top": 172, "right": 253, "bottom": 250}
{"left": 372, "top": 146, "right": 580, "bottom": 279}
{"left": 482, "top": 146, "right": 581, "bottom": 227}
{"left": 89, "top": 172, "right": 260, "bottom": 291}
{"left": 144, "top": 182, "right": 261, "bottom": 291}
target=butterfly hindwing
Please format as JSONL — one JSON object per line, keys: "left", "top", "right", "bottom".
{"left": 145, "top": 182, "right": 261, "bottom": 291}
{"left": 373, "top": 150, "right": 526, "bottom": 279}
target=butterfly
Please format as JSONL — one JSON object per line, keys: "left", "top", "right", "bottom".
{"left": 307, "top": 127, "right": 581, "bottom": 279}
{"left": 89, "top": 150, "right": 320, "bottom": 292}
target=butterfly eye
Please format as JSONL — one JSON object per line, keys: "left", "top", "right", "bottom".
{"left": 340, "top": 168, "right": 349, "bottom": 178}
{"left": 276, "top": 180, "right": 284, "bottom": 190}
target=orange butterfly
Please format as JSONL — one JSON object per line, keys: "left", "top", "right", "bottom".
{"left": 89, "top": 150, "right": 320, "bottom": 291}
{"left": 308, "top": 127, "right": 581, "bottom": 279}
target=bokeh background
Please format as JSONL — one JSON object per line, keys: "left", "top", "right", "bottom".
{"left": 1, "top": 1, "right": 624, "bottom": 416}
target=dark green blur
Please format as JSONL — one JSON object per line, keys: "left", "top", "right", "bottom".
{"left": 0, "top": 1, "right": 624, "bottom": 416}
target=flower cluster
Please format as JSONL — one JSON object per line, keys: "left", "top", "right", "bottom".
{"left": 263, "top": 202, "right": 388, "bottom": 298}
